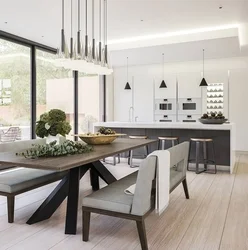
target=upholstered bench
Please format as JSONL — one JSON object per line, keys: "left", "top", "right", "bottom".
{"left": 82, "top": 142, "right": 190, "bottom": 250}
{"left": 0, "top": 168, "right": 67, "bottom": 223}
{"left": 0, "top": 138, "right": 68, "bottom": 223}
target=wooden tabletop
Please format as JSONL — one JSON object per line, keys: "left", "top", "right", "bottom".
{"left": 0, "top": 138, "right": 157, "bottom": 172}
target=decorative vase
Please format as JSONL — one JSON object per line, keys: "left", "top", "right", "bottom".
{"left": 46, "top": 134, "right": 61, "bottom": 144}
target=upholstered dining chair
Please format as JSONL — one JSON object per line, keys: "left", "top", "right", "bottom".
{"left": 82, "top": 142, "right": 190, "bottom": 250}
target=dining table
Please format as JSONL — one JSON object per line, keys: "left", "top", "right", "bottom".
{"left": 0, "top": 138, "right": 157, "bottom": 235}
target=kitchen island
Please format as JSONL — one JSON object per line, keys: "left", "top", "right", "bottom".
{"left": 94, "top": 122, "right": 236, "bottom": 173}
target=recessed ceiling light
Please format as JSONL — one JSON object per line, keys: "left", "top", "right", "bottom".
{"left": 219, "top": 6, "right": 223, "bottom": 9}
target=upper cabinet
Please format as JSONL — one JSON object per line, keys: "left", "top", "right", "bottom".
{"left": 154, "top": 74, "right": 177, "bottom": 99}
{"left": 177, "top": 72, "right": 202, "bottom": 98}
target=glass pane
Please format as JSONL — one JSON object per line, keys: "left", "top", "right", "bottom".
{"left": 0, "top": 38, "right": 31, "bottom": 141}
{"left": 78, "top": 75, "right": 100, "bottom": 134}
{"left": 36, "top": 50, "right": 74, "bottom": 139}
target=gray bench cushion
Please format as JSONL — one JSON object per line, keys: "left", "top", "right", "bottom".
{"left": 0, "top": 168, "right": 67, "bottom": 193}
{"left": 83, "top": 171, "right": 138, "bottom": 214}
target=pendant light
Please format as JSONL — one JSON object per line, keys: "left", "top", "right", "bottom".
{"left": 124, "top": 57, "right": 131, "bottom": 90}
{"left": 159, "top": 53, "right": 167, "bottom": 88}
{"left": 199, "top": 49, "right": 208, "bottom": 86}
{"left": 55, "top": 0, "right": 113, "bottom": 75}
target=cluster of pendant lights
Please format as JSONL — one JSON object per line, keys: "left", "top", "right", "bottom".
{"left": 125, "top": 49, "right": 207, "bottom": 89}
{"left": 55, "top": 0, "right": 113, "bottom": 75}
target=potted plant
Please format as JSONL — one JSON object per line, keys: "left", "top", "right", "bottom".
{"left": 36, "top": 109, "right": 72, "bottom": 144}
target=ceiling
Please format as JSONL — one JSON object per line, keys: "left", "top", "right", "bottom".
{"left": 0, "top": 0, "right": 247, "bottom": 50}
{"left": 110, "top": 36, "right": 246, "bottom": 67}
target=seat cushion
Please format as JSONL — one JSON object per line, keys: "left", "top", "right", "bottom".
{"left": 170, "top": 168, "right": 184, "bottom": 191}
{"left": 83, "top": 172, "right": 138, "bottom": 214}
{"left": 0, "top": 168, "right": 67, "bottom": 193}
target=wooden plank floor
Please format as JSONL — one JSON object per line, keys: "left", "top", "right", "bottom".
{"left": 0, "top": 156, "right": 245, "bottom": 250}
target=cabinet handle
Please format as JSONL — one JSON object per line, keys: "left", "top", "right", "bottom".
{"left": 187, "top": 98, "right": 192, "bottom": 101}
{"left": 164, "top": 99, "right": 168, "bottom": 102}
{"left": 164, "top": 115, "right": 168, "bottom": 118}
{"left": 187, "top": 115, "right": 192, "bottom": 118}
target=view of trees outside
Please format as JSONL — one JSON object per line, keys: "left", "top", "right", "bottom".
{"left": 0, "top": 39, "right": 31, "bottom": 139}
{"left": 0, "top": 38, "right": 100, "bottom": 140}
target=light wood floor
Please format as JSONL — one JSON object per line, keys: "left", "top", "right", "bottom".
{"left": 0, "top": 154, "right": 247, "bottom": 250}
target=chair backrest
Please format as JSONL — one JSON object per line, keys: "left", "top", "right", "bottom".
{"left": 130, "top": 142, "right": 189, "bottom": 216}
{"left": 131, "top": 155, "right": 157, "bottom": 216}
{"left": 167, "top": 142, "right": 189, "bottom": 191}
{"left": 0, "top": 138, "right": 46, "bottom": 153}
{"left": 167, "top": 142, "right": 189, "bottom": 174}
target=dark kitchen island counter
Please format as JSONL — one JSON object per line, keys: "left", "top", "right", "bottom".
{"left": 94, "top": 122, "right": 236, "bottom": 173}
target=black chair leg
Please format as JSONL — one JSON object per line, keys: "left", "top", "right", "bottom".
{"left": 82, "top": 210, "right": 91, "bottom": 242}
{"left": 136, "top": 219, "right": 148, "bottom": 250}
{"left": 128, "top": 150, "right": 131, "bottom": 165}
{"left": 145, "top": 145, "right": 149, "bottom": 156}
{"left": 182, "top": 179, "right": 189, "bottom": 199}
{"left": 187, "top": 140, "right": 192, "bottom": 171}
{"left": 7, "top": 196, "right": 15, "bottom": 223}
{"left": 212, "top": 141, "right": 217, "bottom": 174}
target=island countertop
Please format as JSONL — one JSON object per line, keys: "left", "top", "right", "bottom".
{"left": 94, "top": 121, "right": 234, "bottom": 131}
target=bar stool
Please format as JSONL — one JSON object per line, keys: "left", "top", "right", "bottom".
{"left": 187, "top": 138, "right": 217, "bottom": 174}
{"left": 128, "top": 135, "right": 149, "bottom": 168}
{"left": 158, "top": 136, "right": 179, "bottom": 150}
{"left": 102, "top": 154, "right": 121, "bottom": 166}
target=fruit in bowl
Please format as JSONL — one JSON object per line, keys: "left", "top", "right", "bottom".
{"left": 199, "top": 112, "right": 227, "bottom": 124}
{"left": 75, "top": 127, "right": 125, "bottom": 145}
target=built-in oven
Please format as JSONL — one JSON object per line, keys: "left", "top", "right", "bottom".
{"left": 155, "top": 98, "right": 176, "bottom": 115}
{"left": 178, "top": 98, "right": 202, "bottom": 115}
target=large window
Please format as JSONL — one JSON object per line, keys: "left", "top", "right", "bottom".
{"left": 36, "top": 49, "right": 74, "bottom": 139}
{"left": 0, "top": 32, "right": 102, "bottom": 142}
{"left": 0, "top": 38, "right": 31, "bottom": 140}
{"left": 78, "top": 75, "right": 100, "bottom": 134}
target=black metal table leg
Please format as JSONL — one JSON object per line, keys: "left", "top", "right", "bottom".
{"left": 90, "top": 168, "right": 100, "bottom": 191}
{"left": 27, "top": 175, "right": 69, "bottom": 225}
{"left": 65, "top": 167, "right": 80, "bottom": 235}
{"left": 91, "top": 160, "right": 117, "bottom": 184}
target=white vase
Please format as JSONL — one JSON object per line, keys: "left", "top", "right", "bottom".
{"left": 46, "top": 134, "right": 60, "bottom": 144}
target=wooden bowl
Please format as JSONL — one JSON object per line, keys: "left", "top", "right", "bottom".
{"left": 74, "top": 134, "right": 125, "bottom": 145}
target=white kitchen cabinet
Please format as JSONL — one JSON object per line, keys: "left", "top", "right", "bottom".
{"left": 113, "top": 68, "right": 133, "bottom": 122}
{"left": 154, "top": 74, "right": 177, "bottom": 99}
{"left": 133, "top": 74, "right": 154, "bottom": 122}
{"left": 177, "top": 72, "right": 202, "bottom": 98}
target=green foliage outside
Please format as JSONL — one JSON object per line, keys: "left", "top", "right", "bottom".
{"left": 0, "top": 39, "right": 71, "bottom": 126}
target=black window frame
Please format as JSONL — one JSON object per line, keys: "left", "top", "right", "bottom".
{"left": 0, "top": 30, "right": 106, "bottom": 139}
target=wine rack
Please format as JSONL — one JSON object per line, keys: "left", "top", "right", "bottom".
{"left": 207, "top": 83, "right": 224, "bottom": 115}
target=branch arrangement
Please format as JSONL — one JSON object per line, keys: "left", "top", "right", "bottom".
{"left": 17, "top": 140, "right": 93, "bottom": 158}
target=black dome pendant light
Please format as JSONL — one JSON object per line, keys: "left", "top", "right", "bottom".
{"left": 159, "top": 53, "right": 167, "bottom": 88}
{"left": 200, "top": 49, "right": 208, "bottom": 87}
{"left": 124, "top": 57, "right": 131, "bottom": 90}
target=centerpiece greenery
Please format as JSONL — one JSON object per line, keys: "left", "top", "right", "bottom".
{"left": 17, "top": 140, "right": 93, "bottom": 158}
{"left": 36, "top": 109, "right": 71, "bottom": 138}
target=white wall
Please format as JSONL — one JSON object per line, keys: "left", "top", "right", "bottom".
{"left": 46, "top": 76, "right": 100, "bottom": 132}
{"left": 108, "top": 56, "right": 248, "bottom": 151}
